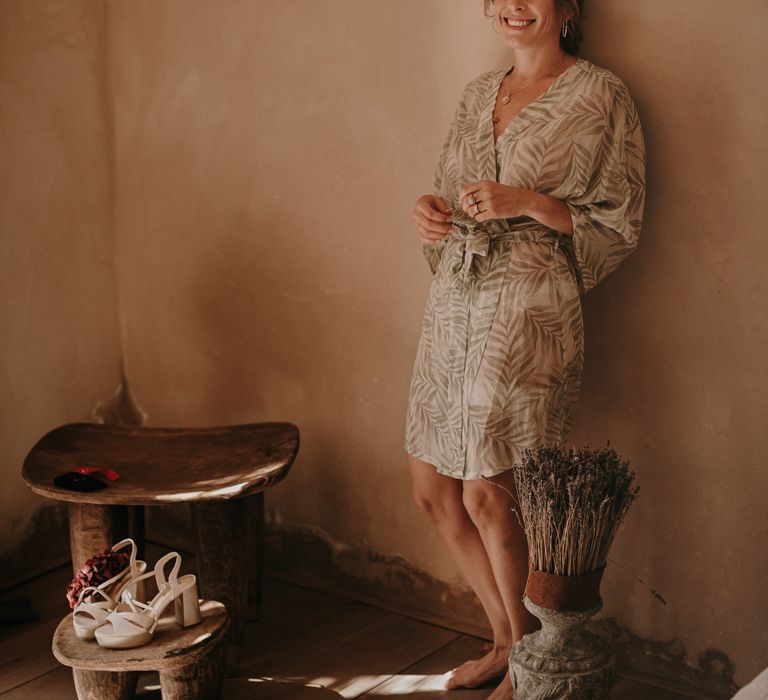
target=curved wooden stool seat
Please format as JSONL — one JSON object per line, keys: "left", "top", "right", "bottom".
{"left": 23, "top": 422, "right": 298, "bottom": 505}
{"left": 22, "top": 422, "right": 299, "bottom": 675}
{"left": 53, "top": 600, "right": 228, "bottom": 700}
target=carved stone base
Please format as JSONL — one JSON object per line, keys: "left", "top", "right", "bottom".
{"left": 509, "top": 597, "right": 615, "bottom": 699}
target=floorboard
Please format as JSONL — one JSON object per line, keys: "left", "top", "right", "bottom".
{"left": 364, "top": 635, "right": 491, "bottom": 698}
{"left": 0, "top": 667, "right": 75, "bottom": 700}
{"left": 0, "top": 618, "right": 60, "bottom": 694}
{"left": 244, "top": 592, "right": 460, "bottom": 698}
{"left": 222, "top": 677, "right": 345, "bottom": 699}
{"left": 0, "top": 566, "right": 712, "bottom": 700}
{"left": 245, "top": 578, "right": 354, "bottom": 649}
{"left": 0, "top": 566, "right": 71, "bottom": 642}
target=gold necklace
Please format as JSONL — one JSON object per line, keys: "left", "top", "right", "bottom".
{"left": 492, "top": 57, "right": 566, "bottom": 125}
{"left": 492, "top": 71, "right": 540, "bottom": 125}
{"left": 499, "top": 70, "right": 538, "bottom": 105}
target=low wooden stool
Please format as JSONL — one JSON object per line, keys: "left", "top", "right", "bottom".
{"left": 53, "top": 599, "right": 227, "bottom": 700}
{"left": 22, "top": 422, "right": 299, "bottom": 673}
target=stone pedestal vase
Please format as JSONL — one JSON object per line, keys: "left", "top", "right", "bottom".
{"left": 508, "top": 566, "right": 614, "bottom": 699}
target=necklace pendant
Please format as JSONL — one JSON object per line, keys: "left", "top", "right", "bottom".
{"left": 501, "top": 95, "right": 511, "bottom": 105}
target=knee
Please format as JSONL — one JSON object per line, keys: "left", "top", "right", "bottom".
{"left": 463, "top": 485, "right": 508, "bottom": 531}
{"left": 408, "top": 453, "right": 463, "bottom": 527}
{"left": 412, "top": 488, "right": 457, "bottom": 527}
{"left": 413, "top": 484, "right": 466, "bottom": 531}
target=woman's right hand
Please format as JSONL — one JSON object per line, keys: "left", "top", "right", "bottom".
{"left": 412, "top": 194, "right": 453, "bottom": 244}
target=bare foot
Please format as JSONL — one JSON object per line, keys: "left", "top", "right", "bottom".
{"left": 445, "top": 645, "right": 509, "bottom": 689}
{"left": 486, "top": 671, "right": 514, "bottom": 699}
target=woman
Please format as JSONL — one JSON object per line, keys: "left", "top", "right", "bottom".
{"left": 404, "top": 1, "right": 645, "bottom": 698}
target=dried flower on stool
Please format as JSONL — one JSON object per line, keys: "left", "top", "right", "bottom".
{"left": 65, "top": 549, "right": 130, "bottom": 609}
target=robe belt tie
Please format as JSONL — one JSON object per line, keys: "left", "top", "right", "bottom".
{"left": 453, "top": 228, "right": 491, "bottom": 286}
{"left": 449, "top": 223, "right": 561, "bottom": 287}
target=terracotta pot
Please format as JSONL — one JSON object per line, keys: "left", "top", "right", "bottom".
{"left": 524, "top": 563, "right": 605, "bottom": 612}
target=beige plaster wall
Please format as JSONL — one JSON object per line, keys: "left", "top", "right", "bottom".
{"left": 574, "top": 2, "right": 767, "bottom": 684}
{"left": 0, "top": 0, "right": 121, "bottom": 570}
{"left": 108, "top": 0, "right": 767, "bottom": 684}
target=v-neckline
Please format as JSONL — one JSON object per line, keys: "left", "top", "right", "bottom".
{"left": 490, "top": 57, "right": 582, "bottom": 148}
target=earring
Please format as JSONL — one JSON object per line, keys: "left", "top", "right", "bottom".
{"left": 561, "top": 19, "right": 569, "bottom": 38}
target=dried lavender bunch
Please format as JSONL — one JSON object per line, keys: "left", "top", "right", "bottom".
{"left": 512, "top": 445, "right": 639, "bottom": 576}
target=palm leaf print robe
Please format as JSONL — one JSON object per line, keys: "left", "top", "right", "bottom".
{"left": 405, "top": 58, "right": 646, "bottom": 480}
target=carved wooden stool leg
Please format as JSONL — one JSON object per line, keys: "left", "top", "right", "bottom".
{"left": 158, "top": 641, "right": 225, "bottom": 699}
{"left": 72, "top": 668, "right": 138, "bottom": 700}
{"left": 68, "top": 503, "right": 125, "bottom": 574}
{"left": 192, "top": 497, "right": 253, "bottom": 675}
{"left": 129, "top": 505, "right": 146, "bottom": 560}
{"left": 248, "top": 492, "right": 264, "bottom": 620}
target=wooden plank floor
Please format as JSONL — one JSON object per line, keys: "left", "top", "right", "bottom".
{"left": 0, "top": 553, "right": 701, "bottom": 699}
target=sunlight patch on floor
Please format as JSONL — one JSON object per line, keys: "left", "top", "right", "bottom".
{"left": 358, "top": 673, "right": 451, "bottom": 694}
{"left": 248, "top": 676, "right": 332, "bottom": 688}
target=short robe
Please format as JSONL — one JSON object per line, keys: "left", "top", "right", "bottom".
{"left": 405, "top": 58, "right": 646, "bottom": 480}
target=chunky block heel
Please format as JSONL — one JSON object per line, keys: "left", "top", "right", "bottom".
{"left": 175, "top": 579, "right": 202, "bottom": 627}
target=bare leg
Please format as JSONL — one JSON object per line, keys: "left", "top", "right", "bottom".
{"left": 407, "top": 454, "right": 511, "bottom": 689}
{"left": 463, "top": 470, "right": 540, "bottom": 699}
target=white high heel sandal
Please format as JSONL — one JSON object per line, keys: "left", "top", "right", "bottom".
{"left": 94, "top": 551, "right": 202, "bottom": 649}
{"left": 72, "top": 538, "right": 147, "bottom": 641}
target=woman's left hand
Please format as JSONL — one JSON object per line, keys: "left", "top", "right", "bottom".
{"left": 459, "top": 180, "right": 531, "bottom": 222}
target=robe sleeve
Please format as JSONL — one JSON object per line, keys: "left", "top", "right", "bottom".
{"left": 562, "top": 86, "right": 646, "bottom": 295}
{"left": 422, "top": 91, "right": 465, "bottom": 275}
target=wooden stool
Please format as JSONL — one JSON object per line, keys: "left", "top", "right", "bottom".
{"left": 53, "top": 599, "right": 227, "bottom": 700}
{"left": 22, "top": 422, "right": 299, "bottom": 673}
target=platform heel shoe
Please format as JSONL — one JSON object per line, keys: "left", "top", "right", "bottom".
{"left": 71, "top": 538, "right": 147, "bottom": 640}
{"left": 95, "top": 551, "right": 202, "bottom": 649}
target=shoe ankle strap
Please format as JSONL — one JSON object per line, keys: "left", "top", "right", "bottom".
{"left": 111, "top": 538, "right": 140, "bottom": 574}
{"left": 120, "top": 551, "right": 184, "bottom": 603}
{"left": 153, "top": 551, "right": 182, "bottom": 589}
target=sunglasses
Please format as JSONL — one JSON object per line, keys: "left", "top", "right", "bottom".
{"left": 53, "top": 467, "right": 121, "bottom": 493}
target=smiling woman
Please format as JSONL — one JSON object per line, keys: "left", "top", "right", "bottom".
{"left": 405, "top": 1, "right": 645, "bottom": 698}
{"left": 484, "top": 0, "right": 584, "bottom": 55}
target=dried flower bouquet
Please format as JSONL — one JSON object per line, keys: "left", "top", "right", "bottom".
{"left": 512, "top": 445, "right": 639, "bottom": 577}
{"left": 66, "top": 548, "right": 130, "bottom": 609}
